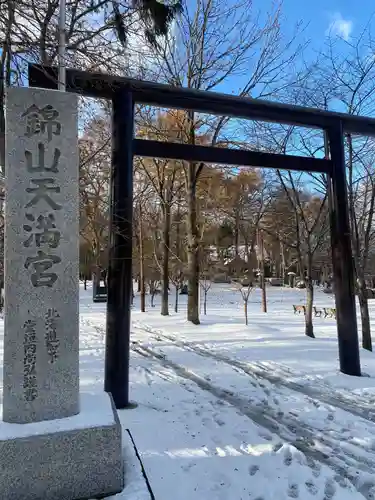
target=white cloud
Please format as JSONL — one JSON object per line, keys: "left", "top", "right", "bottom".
{"left": 326, "top": 13, "right": 353, "bottom": 41}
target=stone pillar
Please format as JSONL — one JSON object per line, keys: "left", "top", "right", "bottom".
{"left": 1, "top": 86, "right": 123, "bottom": 500}
{"left": 3, "top": 87, "right": 79, "bottom": 423}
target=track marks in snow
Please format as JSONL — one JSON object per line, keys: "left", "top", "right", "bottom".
{"left": 81, "top": 316, "right": 368, "bottom": 499}
{"left": 131, "top": 343, "right": 359, "bottom": 499}
{"left": 133, "top": 321, "right": 375, "bottom": 423}
{"left": 132, "top": 342, "right": 349, "bottom": 468}
{"left": 131, "top": 336, "right": 375, "bottom": 498}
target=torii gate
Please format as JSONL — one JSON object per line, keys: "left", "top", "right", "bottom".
{"left": 29, "top": 63, "right": 375, "bottom": 408}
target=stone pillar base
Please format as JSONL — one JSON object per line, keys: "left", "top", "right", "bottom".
{"left": 0, "top": 392, "right": 124, "bottom": 500}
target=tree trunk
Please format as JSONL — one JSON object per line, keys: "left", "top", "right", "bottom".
{"left": 161, "top": 203, "right": 171, "bottom": 316}
{"left": 84, "top": 278, "right": 87, "bottom": 290}
{"left": 234, "top": 210, "right": 239, "bottom": 256}
{"left": 186, "top": 162, "right": 200, "bottom": 324}
{"left": 261, "top": 274, "right": 267, "bottom": 313}
{"left": 137, "top": 277, "right": 141, "bottom": 293}
{"left": 175, "top": 285, "right": 179, "bottom": 313}
{"left": 358, "top": 278, "right": 372, "bottom": 351}
{"left": 204, "top": 290, "right": 207, "bottom": 315}
{"left": 0, "top": 89, "right": 5, "bottom": 177}
{"left": 0, "top": 278, "right": 4, "bottom": 313}
{"left": 280, "top": 240, "right": 285, "bottom": 282}
{"left": 244, "top": 300, "right": 248, "bottom": 326}
{"left": 260, "top": 233, "right": 267, "bottom": 313}
{"left": 174, "top": 200, "right": 181, "bottom": 315}
{"left": 0, "top": 1, "right": 14, "bottom": 176}
{"left": 139, "top": 207, "right": 146, "bottom": 313}
{"left": 305, "top": 277, "right": 315, "bottom": 338}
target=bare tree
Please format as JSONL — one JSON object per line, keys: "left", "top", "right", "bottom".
{"left": 263, "top": 174, "right": 329, "bottom": 338}
{"left": 233, "top": 280, "right": 253, "bottom": 326}
{"left": 0, "top": 0, "right": 182, "bottom": 71}
{"left": 149, "top": 277, "right": 161, "bottom": 308}
{"left": 170, "top": 269, "right": 184, "bottom": 313}
{"left": 133, "top": 165, "right": 155, "bottom": 312}
{"left": 0, "top": 0, "right": 182, "bottom": 182}
{"left": 137, "top": 111, "right": 184, "bottom": 316}
{"left": 0, "top": 0, "right": 14, "bottom": 173}
{"left": 347, "top": 134, "right": 375, "bottom": 351}
{"left": 169, "top": 194, "right": 186, "bottom": 313}
{"left": 302, "top": 32, "right": 375, "bottom": 350}
{"left": 199, "top": 269, "right": 212, "bottom": 316}
{"left": 257, "top": 229, "right": 267, "bottom": 313}
{"left": 79, "top": 116, "right": 111, "bottom": 283}
{"left": 148, "top": 0, "right": 303, "bottom": 324}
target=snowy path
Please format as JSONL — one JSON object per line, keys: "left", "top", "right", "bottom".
{"left": 80, "top": 309, "right": 375, "bottom": 500}
{"left": 81, "top": 317, "right": 345, "bottom": 500}
{"left": 78, "top": 285, "right": 375, "bottom": 500}
{"left": 131, "top": 321, "right": 375, "bottom": 423}
{"left": 128, "top": 332, "right": 375, "bottom": 499}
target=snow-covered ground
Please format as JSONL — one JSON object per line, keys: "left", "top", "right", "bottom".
{"left": 5, "top": 284, "right": 375, "bottom": 499}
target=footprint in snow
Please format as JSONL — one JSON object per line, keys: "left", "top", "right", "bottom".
{"left": 214, "top": 417, "right": 225, "bottom": 427}
{"left": 366, "top": 485, "right": 375, "bottom": 499}
{"left": 312, "top": 466, "right": 321, "bottom": 478}
{"left": 323, "top": 479, "right": 336, "bottom": 500}
{"left": 345, "top": 471, "right": 360, "bottom": 487}
{"left": 283, "top": 447, "right": 293, "bottom": 466}
{"left": 249, "top": 465, "right": 259, "bottom": 476}
{"left": 356, "top": 481, "right": 375, "bottom": 498}
{"left": 287, "top": 483, "right": 299, "bottom": 498}
{"left": 333, "top": 474, "right": 349, "bottom": 489}
{"left": 306, "top": 457, "right": 321, "bottom": 478}
{"left": 182, "top": 461, "right": 195, "bottom": 472}
{"left": 305, "top": 480, "right": 318, "bottom": 496}
{"left": 272, "top": 442, "right": 283, "bottom": 453}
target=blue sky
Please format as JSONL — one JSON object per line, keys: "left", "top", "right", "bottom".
{"left": 280, "top": 0, "right": 372, "bottom": 50}
{"left": 212, "top": 0, "right": 375, "bottom": 101}
{"left": 212, "top": 0, "right": 375, "bottom": 112}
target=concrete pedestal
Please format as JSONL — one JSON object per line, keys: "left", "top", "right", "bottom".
{"left": 0, "top": 392, "right": 124, "bottom": 500}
